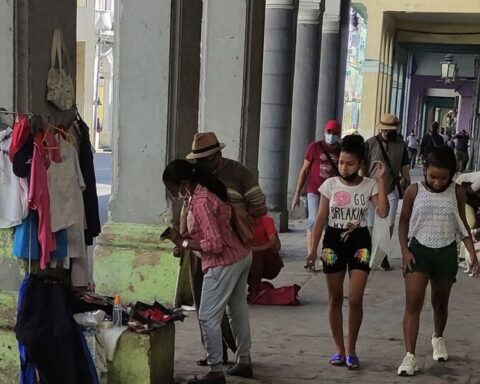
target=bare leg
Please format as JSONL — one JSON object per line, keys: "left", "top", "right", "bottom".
{"left": 346, "top": 270, "right": 369, "bottom": 356}
{"left": 403, "top": 272, "right": 429, "bottom": 354}
{"left": 430, "top": 280, "right": 454, "bottom": 338}
{"left": 325, "top": 271, "right": 347, "bottom": 355}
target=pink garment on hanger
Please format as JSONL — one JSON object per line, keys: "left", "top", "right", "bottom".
{"left": 28, "top": 146, "right": 56, "bottom": 269}
{"left": 9, "top": 115, "right": 30, "bottom": 161}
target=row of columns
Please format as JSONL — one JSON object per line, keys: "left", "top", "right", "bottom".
{"left": 108, "top": 0, "right": 351, "bottom": 239}
{"left": 258, "top": 0, "right": 350, "bottom": 231}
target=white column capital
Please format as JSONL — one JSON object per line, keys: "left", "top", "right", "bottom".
{"left": 298, "top": 0, "right": 322, "bottom": 24}
{"left": 266, "top": 0, "right": 294, "bottom": 10}
{"left": 322, "top": 13, "right": 340, "bottom": 33}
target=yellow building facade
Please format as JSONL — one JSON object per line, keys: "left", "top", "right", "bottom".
{"left": 354, "top": 0, "right": 480, "bottom": 138}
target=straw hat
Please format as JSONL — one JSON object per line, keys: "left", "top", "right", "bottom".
{"left": 186, "top": 132, "right": 225, "bottom": 160}
{"left": 376, "top": 113, "right": 400, "bottom": 131}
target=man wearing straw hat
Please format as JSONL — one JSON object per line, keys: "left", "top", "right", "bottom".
{"left": 365, "top": 113, "right": 411, "bottom": 271}
{"left": 183, "top": 132, "right": 267, "bottom": 379}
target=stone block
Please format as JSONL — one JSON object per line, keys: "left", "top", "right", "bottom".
{"left": 94, "top": 222, "right": 183, "bottom": 305}
{"left": 106, "top": 324, "right": 175, "bottom": 384}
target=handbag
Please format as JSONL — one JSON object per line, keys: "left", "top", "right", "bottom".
{"left": 375, "top": 136, "right": 405, "bottom": 199}
{"left": 370, "top": 210, "right": 391, "bottom": 270}
{"left": 46, "top": 29, "right": 75, "bottom": 111}
{"left": 230, "top": 204, "right": 254, "bottom": 246}
{"left": 319, "top": 142, "right": 340, "bottom": 176}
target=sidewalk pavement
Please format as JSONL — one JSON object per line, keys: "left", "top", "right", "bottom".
{"left": 174, "top": 168, "right": 480, "bottom": 384}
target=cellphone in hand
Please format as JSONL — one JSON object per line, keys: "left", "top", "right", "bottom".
{"left": 160, "top": 227, "right": 173, "bottom": 239}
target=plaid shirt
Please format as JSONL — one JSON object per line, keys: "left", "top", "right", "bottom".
{"left": 187, "top": 185, "right": 249, "bottom": 272}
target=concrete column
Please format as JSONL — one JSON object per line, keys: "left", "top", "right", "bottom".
{"left": 16, "top": 0, "right": 77, "bottom": 114}
{"left": 94, "top": 0, "right": 188, "bottom": 323}
{"left": 108, "top": 0, "right": 172, "bottom": 225}
{"left": 315, "top": 0, "right": 341, "bottom": 139}
{"left": 198, "top": 0, "right": 265, "bottom": 171}
{"left": 258, "top": 0, "right": 295, "bottom": 232}
{"left": 287, "top": 0, "right": 322, "bottom": 218}
{"left": 168, "top": 0, "right": 202, "bottom": 160}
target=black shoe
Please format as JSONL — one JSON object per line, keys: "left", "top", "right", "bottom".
{"left": 380, "top": 256, "right": 391, "bottom": 271}
{"left": 227, "top": 363, "right": 253, "bottom": 378}
{"left": 188, "top": 373, "right": 226, "bottom": 384}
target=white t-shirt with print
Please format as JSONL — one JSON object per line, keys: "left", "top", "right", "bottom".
{"left": 319, "top": 176, "right": 378, "bottom": 229}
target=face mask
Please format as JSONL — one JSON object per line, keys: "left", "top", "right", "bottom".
{"left": 423, "top": 172, "right": 451, "bottom": 193}
{"left": 198, "top": 157, "right": 217, "bottom": 173}
{"left": 325, "top": 134, "right": 339, "bottom": 145}
{"left": 386, "top": 131, "right": 397, "bottom": 141}
{"left": 177, "top": 182, "right": 191, "bottom": 200}
{"left": 340, "top": 172, "right": 358, "bottom": 182}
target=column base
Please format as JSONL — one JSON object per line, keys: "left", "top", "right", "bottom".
{"left": 268, "top": 210, "right": 289, "bottom": 233}
{"left": 104, "top": 324, "right": 175, "bottom": 384}
{"left": 94, "top": 222, "right": 190, "bottom": 305}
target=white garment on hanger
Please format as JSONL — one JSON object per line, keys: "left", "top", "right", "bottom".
{"left": 0, "top": 128, "right": 28, "bottom": 228}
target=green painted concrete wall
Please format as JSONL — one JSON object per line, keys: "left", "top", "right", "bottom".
{"left": 94, "top": 222, "right": 184, "bottom": 305}
{"left": 106, "top": 324, "right": 175, "bottom": 384}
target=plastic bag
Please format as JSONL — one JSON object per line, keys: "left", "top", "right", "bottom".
{"left": 370, "top": 211, "right": 391, "bottom": 270}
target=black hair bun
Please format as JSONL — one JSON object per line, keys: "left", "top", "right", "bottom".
{"left": 340, "top": 134, "right": 366, "bottom": 161}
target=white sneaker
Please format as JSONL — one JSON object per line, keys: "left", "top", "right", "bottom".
{"left": 397, "top": 353, "right": 419, "bottom": 376}
{"left": 432, "top": 336, "right": 448, "bottom": 361}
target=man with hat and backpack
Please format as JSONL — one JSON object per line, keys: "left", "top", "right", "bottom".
{"left": 183, "top": 132, "right": 267, "bottom": 379}
{"left": 365, "top": 113, "right": 411, "bottom": 270}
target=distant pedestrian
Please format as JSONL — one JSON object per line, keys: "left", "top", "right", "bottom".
{"left": 291, "top": 120, "right": 341, "bottom": 270}
{"left": 454, "top": 130, "right": 470, "bottom": 172}
{"left": 440, "top": 128, "right": 449, "bottom": 144}
{"left": 406, "top": 131, "right": 418, "bottom": 169}
{"left": 305, "top": 134, "right": 389, "bottom": 370}
{"left": 364, "top": 113, "right": 411, "bottom": 271}
{"left": 420, "top": 121, "right": 444, "bottom": 161}
{"left": 397, "top": 146, "right": 479, "bottom": 377}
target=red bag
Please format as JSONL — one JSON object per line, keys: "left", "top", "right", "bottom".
{"left": 248, "top": 282, "right": 300, "bottom": 306}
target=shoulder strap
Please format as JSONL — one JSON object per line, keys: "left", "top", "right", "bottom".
{"left": 375, "top": 135, "right": 403, "bottom": 197}
{"left": 319, "top": 142, "right": 339, "bottom": 176}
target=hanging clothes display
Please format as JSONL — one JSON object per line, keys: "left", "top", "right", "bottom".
{"left": 0, "top": 127, "right": 28, "bottom": 228}
{"left": 16, "top": 274, "right": 99, "bottom": 384}
{"left": 76, "top": 116, "right": 101, "bottom": 245}
{"left": 12, "top": 210, "right": 67, "bottom": 260}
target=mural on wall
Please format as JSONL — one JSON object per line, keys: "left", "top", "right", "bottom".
{"left": 342, "top": 9, "right": 367, "bottom": 133}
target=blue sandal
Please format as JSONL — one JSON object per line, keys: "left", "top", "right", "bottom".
{"left": 346, "top": 355, "right": 360, "bottom": 370}
{"left": 329, "top": 354, "right": 345, "bottom": 366}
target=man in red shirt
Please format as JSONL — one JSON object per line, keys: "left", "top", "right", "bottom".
{"left": 291, "top": 120, "right": 341, "bottom": 268}
{"left": 248, "top": 215, "right": 283, "bottom": 295}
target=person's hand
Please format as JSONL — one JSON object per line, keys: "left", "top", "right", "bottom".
{"left": 468, "top": 250, "right": 479, "bottom": 278}
{"left": 172, "top": 247, "right": 182, "bottom": 258}
{"left": 371, "top": 161, "right": 387, "bottom": 180}
{"left": 304, "top": 252, "right": 317, "bottom": 272}
{"left": 291, "top": 194, "right": 300, "bottom": 211}
{"left": 402, "top": 249, "right": 416, "bottom": 276}
{"left": 166, "top": 227, "right": 183, "bottom": 247}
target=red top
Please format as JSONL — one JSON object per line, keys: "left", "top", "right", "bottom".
{"left": 187, "top": 185, "right": 250, "bottom": 272}
{"left": 28, "top": 146, "right": 56, "bottom": 269}
{"left": 9, "top": 115, "right": 30, "bottom": 161}
{"left": 252, "top": 215, "right": 277, "bottom": 247}
{"left": 305, "top": 140, "right": 340, "bottom": 195}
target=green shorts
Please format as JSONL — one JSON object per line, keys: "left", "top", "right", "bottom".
{"left": 408, "top": 238, "right": 458, "bottom": 283}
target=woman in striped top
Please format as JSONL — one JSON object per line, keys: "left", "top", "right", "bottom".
{"left": 163, "top": 160, "right": 253, "bottom": 384}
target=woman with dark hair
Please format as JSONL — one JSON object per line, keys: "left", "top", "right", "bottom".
{"left": 162, "top": 159, "right": 253, "bottom": 384}
{"left": 397, "top": 146, "right": 478, "bottom": 376}
{"left": 305, "top": 134, "right": 389, "bottom": 370}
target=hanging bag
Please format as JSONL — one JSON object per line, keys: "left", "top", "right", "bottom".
{"left": 230, "top": 204, "right": 254, "bottom": 246}
{"left": 47, "top": 29, "right": 75, "bottom": 111}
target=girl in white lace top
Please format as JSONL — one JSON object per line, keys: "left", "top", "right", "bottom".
{"left": 396, "top": 146, "right": 478, "bottom": 377}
